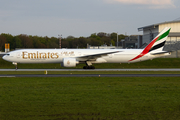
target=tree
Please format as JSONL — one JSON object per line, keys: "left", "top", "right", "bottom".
{"left": 111, "top": 39, "right": 115, "bottom": 46}
{"left": 66, "top": 36, "right": 75, "bottom": 39}
{"left": 78, "top": 37, "right": 87, "bottom": 48}
{"left": 71, "top": 38, "right": 79, "bottom": 48}
{"left": 0, "top": 35, "right": 7, "bottom": 51}
{"left": 90, "top": 33, "right": 100, "bottom": 40}
{"left": 118, "top": 34, "right": 128, "bottom": 41}
{"left": 101, "top": 37, "right": 111, "bottom": 46}
{"left": 61, "top": 39, "right": 69, "bottom": 48}
{"left": 111, "top": 33, "right": 118, "bottom": 42}
{"left": 14, "top": 36, "right": 22, "bottom": 48}
{"left": 1, "top": 33, "right": 14, "bottom": 50}
{"left": 97, "top": 32, "right": 108, "bottom": 38}
{"left": 18, "top": 34, "right": 33, "bottom": 48}
{"left": 49, "top": 37, "right": 59, "bottom": 48}
{"left": 90, "top": 38, "right": 102, "bottom": 46}
{"left": 0, "top": 32, "right": 128, "bottom": 49}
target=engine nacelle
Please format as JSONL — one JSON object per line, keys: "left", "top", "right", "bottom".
{"left": 61, "top": 58, "right": 78, "bottom": 67}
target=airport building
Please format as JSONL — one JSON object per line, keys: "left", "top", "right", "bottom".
{"left": 87, "top": 44, "right": 116, "bottom": 49}
{"left": 138, "top": 20, "right": 180, "bottom": 58}
{"left": 120, "top": 35, "right": 142, "bottom": 49}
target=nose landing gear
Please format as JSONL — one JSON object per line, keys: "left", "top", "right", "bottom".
{"left": 13, "top": 62, "right": 18, "bottom": 70}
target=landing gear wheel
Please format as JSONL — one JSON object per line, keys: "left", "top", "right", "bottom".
{"left": 89, "top": 66, "right": 95, "bottom": 69}
{"left": 83, "top": 66, "right": 95, "bottom": 69}
{"left": 83, "top": 66, "right": 88, "bottom": 69}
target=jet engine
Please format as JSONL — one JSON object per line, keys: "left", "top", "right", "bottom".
{"left": 61, "top": 58, "right": 79, "bottom": 67}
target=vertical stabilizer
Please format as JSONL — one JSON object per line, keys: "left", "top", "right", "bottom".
{"left": 129, "top": 27, "right": 171, "bottom": 62}
{"left": 148, "top": 27, "right": 171, "bottom": 52}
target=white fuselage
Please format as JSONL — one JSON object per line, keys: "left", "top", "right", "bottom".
{"left": 2, "top": 49, "right": 170, "bottom": 64}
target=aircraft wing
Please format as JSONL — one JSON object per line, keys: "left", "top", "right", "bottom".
{"left": 76, "top": 51, "right": 121, "bottom": 61}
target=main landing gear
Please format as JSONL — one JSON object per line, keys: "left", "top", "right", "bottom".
{"left": 83, "top": 61, "right": 95, "bottom": 69}
{"left": 83, "top": 65, "right": 95, "bottom": 69}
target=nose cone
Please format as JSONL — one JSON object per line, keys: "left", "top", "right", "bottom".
{"left": 2, "top": 54, "right": 10, "bottom": 62}
{"left": 2, "top": 55, "right": 7, "bottom": 60}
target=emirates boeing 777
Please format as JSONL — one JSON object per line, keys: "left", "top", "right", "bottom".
{"left": 3, "top": 27, "right": 171, "bottom": 69}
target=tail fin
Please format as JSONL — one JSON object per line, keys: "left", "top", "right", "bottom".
{"left": 148, "top": 27, "right": 171, "bottom": 52}
{"left": 129, "top": 27, "right": 171, "bottom": 62}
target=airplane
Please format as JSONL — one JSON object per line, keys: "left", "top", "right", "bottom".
{"left": 3, "top": 27, "right": 171, "bottom": 69}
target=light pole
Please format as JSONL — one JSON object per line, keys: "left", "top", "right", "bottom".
{"left": 117, "top": 32, "right": 118, "bottom": 48}
{"left": 58, "top": 34, "right": 62, "bottom": 49}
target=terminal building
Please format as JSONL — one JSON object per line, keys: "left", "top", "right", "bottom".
{"left": 87, "top": 44, "right": 116, "bottom": 49}
{"left": 120, "top": 35, "right": 142, "bottom": 49}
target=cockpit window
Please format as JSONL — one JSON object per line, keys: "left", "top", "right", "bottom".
{"left": 6, "top": 54, "right": 10, "bottom": 56}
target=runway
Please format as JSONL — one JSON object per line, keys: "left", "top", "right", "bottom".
{"left": 1, "top": 69, "right": 180, "bottom": 77}
{"left": 1, "top": 68, "right": 180, "bottom": 71}
{"left": 1, "top": 74, "right": 180, "bottom": 77}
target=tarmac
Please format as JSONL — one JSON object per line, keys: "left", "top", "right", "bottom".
{"left": 0, "top": 69, "right": 180, "bottom": 77}
{"left": 0, "top": 69, "right": 180, "bottom": 71}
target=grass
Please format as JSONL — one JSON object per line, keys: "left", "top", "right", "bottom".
{"left": 1, "top": 57, "right": 180, "bottom": 69}
{"left": 1, "top": 77, "right": 180, "bottom": 120}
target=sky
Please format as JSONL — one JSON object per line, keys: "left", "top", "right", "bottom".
{"left": 0, "top": 0, "right": 179, "bottom": 38}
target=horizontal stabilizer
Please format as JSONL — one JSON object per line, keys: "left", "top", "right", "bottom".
{"left": 150, "top": 51, "right": 171, "bottom": 55}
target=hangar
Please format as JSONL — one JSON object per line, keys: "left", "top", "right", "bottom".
{"left": 138, "top": 20, "right": 180, "bottom": 58}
